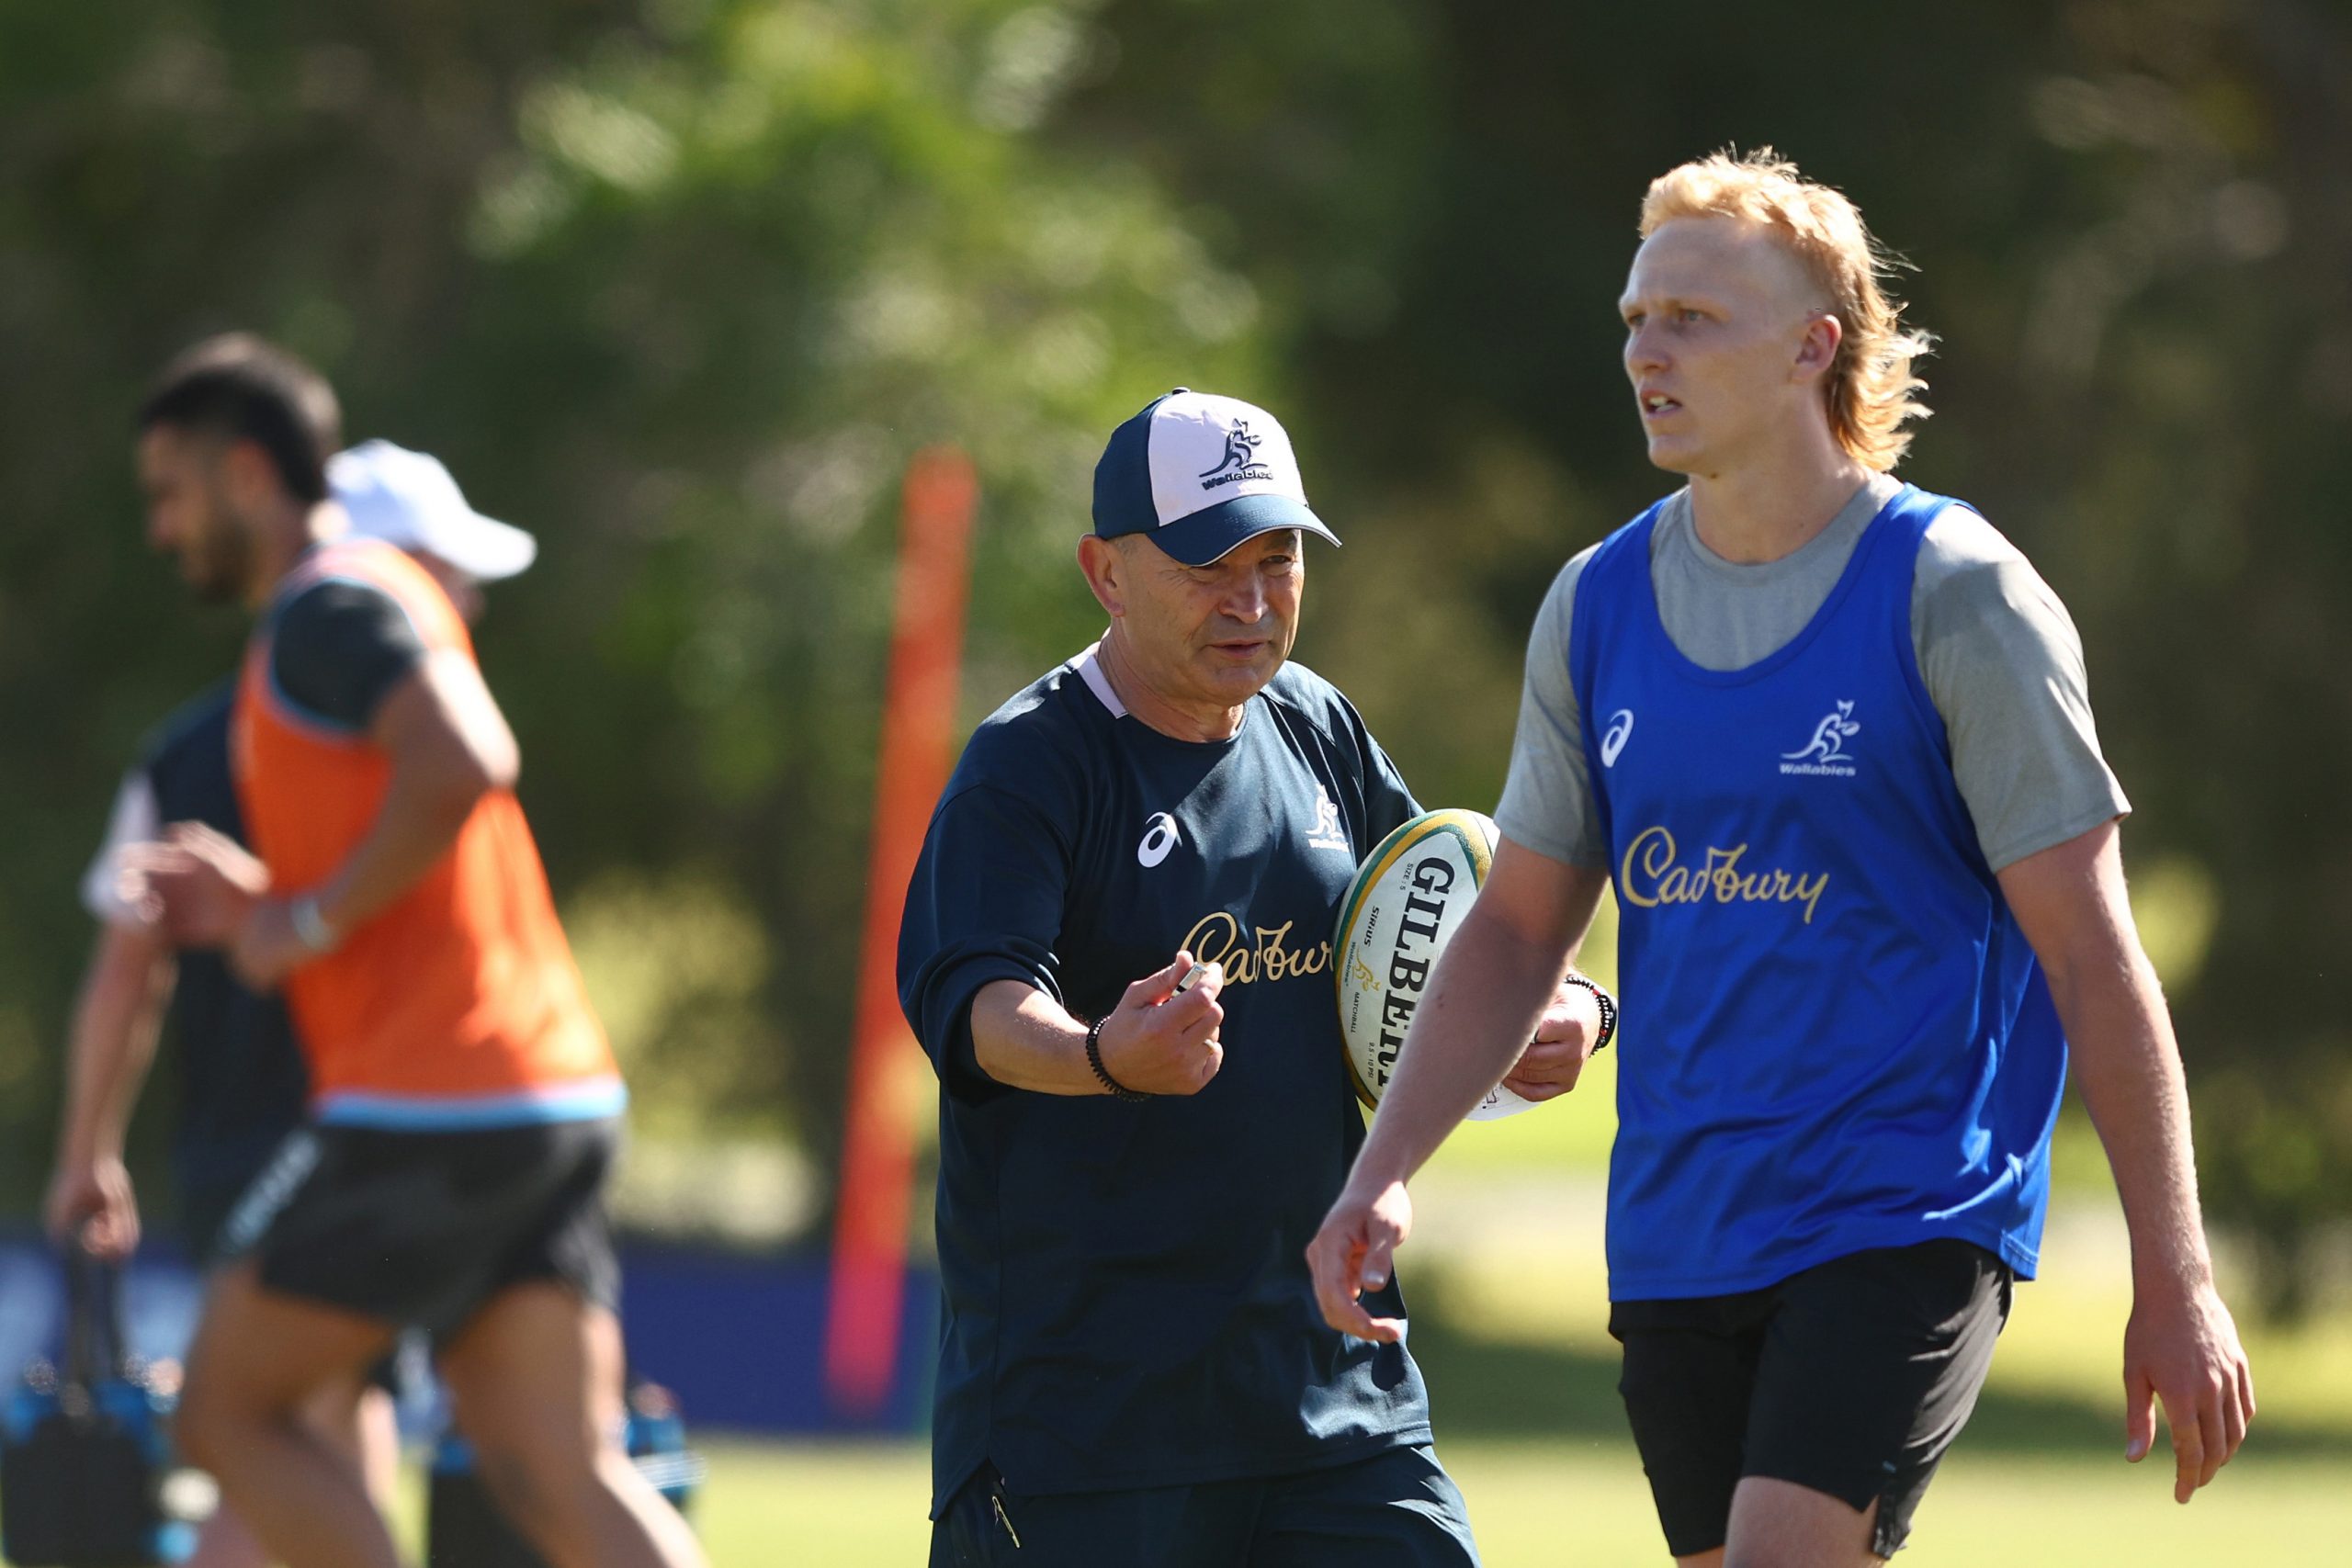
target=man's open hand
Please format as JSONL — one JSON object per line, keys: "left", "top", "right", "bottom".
{"left": 1306, "top": 1177, "right": 1414, "bottom": 1343}
{"left": 2125, "top": 1272, "right": 2255, "bottom": 1503}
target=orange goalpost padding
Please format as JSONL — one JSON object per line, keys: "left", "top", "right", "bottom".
{"left": 823, "top": 446, "right": 978, "bottom": 1419}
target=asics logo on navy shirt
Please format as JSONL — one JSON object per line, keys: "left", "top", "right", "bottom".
{"left": 1781, "top": 700, "right": 1861, "bottom": 777}
{"left": 1600, "top": 708, "right": 1636, "bottom": 768}
{"left": 1137, "top": 812, "right": 1180, "bottom": 867}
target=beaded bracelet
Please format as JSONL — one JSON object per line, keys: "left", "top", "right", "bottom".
{"left": 1085, "top": 1015, "right": 1149, "bottom": 1101}
{"left": 1561, "top": 971, "right": 1618, "bottom": 1053}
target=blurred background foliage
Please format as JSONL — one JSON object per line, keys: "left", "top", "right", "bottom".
{"left": 2, "top": 0, "right": 2346, "bottom": 1312}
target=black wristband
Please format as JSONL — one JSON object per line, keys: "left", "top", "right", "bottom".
{"left": 1085, "top": 1015, "right": 1149, "bottom": 1101}
{"left": 1561, "top": 971, "right": 1618, "bottom": 1053}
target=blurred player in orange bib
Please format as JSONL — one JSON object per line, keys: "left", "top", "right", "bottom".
{"left": 123, "top": 334, "right": 707, "bottom": 1568}
{"left": 46, "top": 433, "right": 544, "bottom": 1568}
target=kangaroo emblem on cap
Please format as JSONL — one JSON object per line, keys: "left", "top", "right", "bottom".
{"left": 1198, "top": 419, "right": 1261, "bottom": 481}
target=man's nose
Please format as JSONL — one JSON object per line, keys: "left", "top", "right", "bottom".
{"left": 1222, "top": 574, "right": 1269, "bottom": 623}
{"left": 1625, "top": 325, "right": 1667, "bottom": 376}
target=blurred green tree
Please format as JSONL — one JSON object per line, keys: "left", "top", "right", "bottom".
{"left": 0, "top": 0, "right": 1272, "bottom": 1216}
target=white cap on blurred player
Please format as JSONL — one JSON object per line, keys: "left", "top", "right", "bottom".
{"left": 329, "top": 439, "right": 537, "bottom": 582}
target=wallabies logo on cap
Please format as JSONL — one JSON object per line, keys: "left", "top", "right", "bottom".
{"left": 1198, "top": 419, "right": 1273, "bottom": 490}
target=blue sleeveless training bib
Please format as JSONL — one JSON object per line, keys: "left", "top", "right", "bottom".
{"left": 1570, "top": 485, "right": 2067, "bottom": 1299}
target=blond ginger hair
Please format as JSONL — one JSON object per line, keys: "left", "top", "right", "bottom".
{"left": 1640, "top": 148, "right": 1931, "bottom": 471}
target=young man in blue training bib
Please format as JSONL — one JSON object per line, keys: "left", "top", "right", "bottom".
{"left": 1309, "top": 151, "right": 2256, "bottom": 1566}
{"left": 899, "top": 390, "right": 1610, "bottom": 1567}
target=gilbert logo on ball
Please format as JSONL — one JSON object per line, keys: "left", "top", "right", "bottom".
{"left": 1332, "top": 808, "right": 1534, "bottom": 1121}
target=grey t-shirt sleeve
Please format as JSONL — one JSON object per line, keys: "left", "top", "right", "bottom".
{"left": 1494, "top": 547, "right": 1611, "bottom": 867}
{"left": 1913, "top": 508, "right": 2131, "bottom": 871}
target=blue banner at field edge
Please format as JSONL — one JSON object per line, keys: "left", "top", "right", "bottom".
{"left": 0, "top": 1228, "right": 939, "bottom": 1438}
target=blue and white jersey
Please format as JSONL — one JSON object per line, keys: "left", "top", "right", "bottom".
{"left": 899, "top": 646, "right": 1428, "bottom": 1508}
{"left": 1569, "top": 485, "right": 2069, "bottom": 1299}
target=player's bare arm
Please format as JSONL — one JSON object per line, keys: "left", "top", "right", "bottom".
{"left": 137, "top": 651, "right": 518, "bottom": 987}
{"left": 302, "top": 646, "right": 520, "bottom": 927}
{"left": 1309, "top": 840, "right": 1609, "bottom": 1341}
{"left": 969, "top": 953, "right": 1226, "bottom": 1097}
{"left": 44, "top": 919, "right": 175, "bottom": 1258}
{"left": 1996, "top": 818, "right": 2255, "bottom": 1503}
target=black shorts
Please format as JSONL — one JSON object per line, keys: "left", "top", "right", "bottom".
{"left": 1611, "top": 1238, "right": 2011, "bottom": 1560}
{"left": 929, "top": 1444, "right": 1478, "bottom": 1568}
{"left": 180, "top": 1179, "right": 255, "bottom": 1269}
{"left": 219, "top": 1116, "right": 621, "bottom": 1339}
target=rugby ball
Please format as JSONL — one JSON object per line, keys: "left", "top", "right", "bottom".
{"left": 1333, "top": 809, "right": 1535, "bottom": 1121}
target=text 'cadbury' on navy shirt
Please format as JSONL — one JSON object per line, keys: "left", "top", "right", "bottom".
{"left": 899, "top": 646, "right": 1430, "bottom": 1509}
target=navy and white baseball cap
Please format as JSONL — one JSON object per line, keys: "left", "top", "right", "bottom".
{"left": 329, "top": 440, "right": 537, "bottom": 582}
{"left": 1091, "top": 389, "right": 1340, "bottom": 566}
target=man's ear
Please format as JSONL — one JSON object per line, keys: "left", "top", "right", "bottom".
{"left": 1077, "top": 534, "right": 1127, "bottom": 618}
{"left": 1792, "top": 311, "right": 1844, "bottom": 386}
{"left": 216, "top": 437, "right": 282, "bottom": 515}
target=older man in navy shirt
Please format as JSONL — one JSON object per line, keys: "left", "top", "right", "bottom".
{"left": 900, "top": 389, "right": 1602, "bottom": 1567}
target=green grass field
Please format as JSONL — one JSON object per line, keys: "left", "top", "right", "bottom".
{"left": 667, "top": 1227, "right": 2352, "bottom": 1565}
{"left": 669, "top": 1167, "right": 2352, "bottom": 1564}
{"left": 672, "top": 1436, "right": 2352, "bottom": 1565}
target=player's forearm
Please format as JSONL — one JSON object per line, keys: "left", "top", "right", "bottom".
{"left": 311, "top": 750, "right": 491, "bottom": 934}
{"left": 314, "top": 653, "right": 519, "bottom": 937}
{"left": 2003, "top": 825, "right": 2218, "bottom": 1292}
{"left": 1349, "top": 901, "right": 1566, "bottom": 1190}
{"left": 57, "top": 930, "right": 171, "bottom": 1166}
{"left": 968, "top": 979, "right": 1106, "bottom": 1096}
{"left": 2052, "top": 946, "right": 2213, "bottom": 1291}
